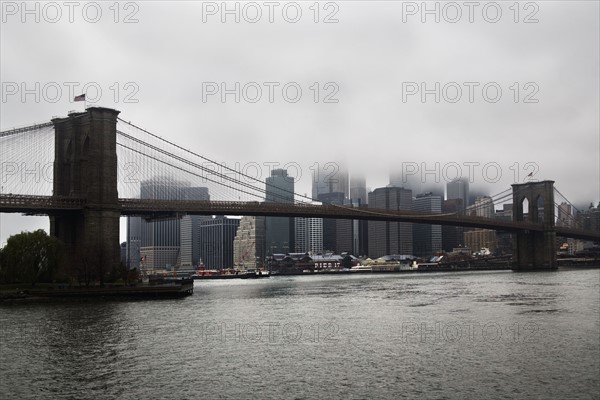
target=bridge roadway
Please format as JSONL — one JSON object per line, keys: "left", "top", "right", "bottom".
{"left": 1, "top": 194, "right": 599, "bottom": 241}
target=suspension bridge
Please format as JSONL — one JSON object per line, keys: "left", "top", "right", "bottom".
{"left": 1, "top": 107, "right": 598, "bottom": 272}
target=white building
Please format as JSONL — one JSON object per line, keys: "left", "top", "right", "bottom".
{"left": 295, "top": 216, "right": 324, "bottom": 254}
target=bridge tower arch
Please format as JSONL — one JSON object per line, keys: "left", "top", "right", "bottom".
{"left": 50, "top": 107, "right": 121, "bottom": 278}
{"left": 512, "top": 180, "right": 556, "bottom": 270}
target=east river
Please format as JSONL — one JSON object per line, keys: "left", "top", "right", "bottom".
{"left": 1, "top": 268, "right": 599, "bottom": 399}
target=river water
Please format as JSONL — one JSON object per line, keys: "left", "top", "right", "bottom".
{"left": 1, "top": 269, "right": 599, "bottom": 399}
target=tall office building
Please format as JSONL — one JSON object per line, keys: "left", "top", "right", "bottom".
{"left": 494, "top": 204, "right": 513, "bottom": 255}
{"left": 295, "top": 215, "right": 324, "bottom": 254}
{"left": 312, "top": 165, "right": 354, "bottom": 254}
{"left": 557, "top": 202, "right": 573, "bottom": 227}
{"left": 412, "top": 193, "right": 442, "bottom": 257}
{"left": 126, "top": 216, "right": 141, "bottom": 269}
{"left": 198, "top": 216, "right": 240, "bottom": 269}
{"left": 464, "top": 196, "right": 496, "bottom": 254}
{"left": 442, "top": 198, "right": 464, "bottom": 251}
{"left": 265, "top": 169, "right": 295, "bottom": 254}
{"left": 312, "top": 163, "right": 349, "bottom": 199}
{"left": 447, "top": 178, "right": 469, "bottom": 210}
{"left": 138, "top": 177, "right": 209, "bottom": 271}
{"left": 349, "top": 173, "right": 368, "bottom": 255}
{"left": 390, "top": 169, "right": 422, "bottom": 197}
{"left": 349, "top": 173, "right": 367, "bottom": 205}
{"left": 368, "top": 187, "right": 413, "bottom": 258}
{"left": 444, "top": 178, "right": 469, "bottom": 254}
{"left": 233, "top": 216, "right": 266, "bottom": 270}
{"left": 318, "top": 192, "right": 353, "bottom": 254}
{"left": 469, "top": 195, "right": 494, "bottom": 218}
{"left": 180, "top": 215, "right": 209, "bottom": 269}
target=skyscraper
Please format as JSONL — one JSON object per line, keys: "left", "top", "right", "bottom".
{"left": 368, "top": 187, "right": 413, "bottom": 257}
{"left": 198, "top": 216, "right": 240, "bottom": 269}
{"left": 349, "top": 173, "right": 367, "bottom": 205}
{"left": 442, "top": 198, "right": 464, "bottom": 251}
{"left": 265, "top": 168, "right": 294, "bottom": 254}
{"left": 138, "top": 177, "right": 209, "bottom": 271}
{"left": 349, "top": 173, "right": 368, "bottom": 256}
{"left": 317, "top": 192, "right": 353, "bottom": 254}
{"left": 447, "top": 178, "right": 469, "bottom": 210}
{"left": 180, "top": 215, "right": 209, "bottom": 269}
{"left": 412, "top": 193, "right": 442, "bottom": 257}
{"left": 295, "top": 215, "right": 323, "bottom": 254}
{"left": 557, "top": 202, "right": 573, "bottom": 227}
{"left": 126, "top": 216, "right": 141, "bottom": 269}
{"left": 312, "top": 162, "right": 349, "bottom": 199}
{"left": 233, "top": 216, "right": 266, "bottom": 270}
{"left": 390, "top": 169, "right": 422, "bottom": 197}
{"left": 471, "top": 195, "right": 494, "bottom": 218}
{"left": 464, "top": 195, "right": 496, "bottom": 255}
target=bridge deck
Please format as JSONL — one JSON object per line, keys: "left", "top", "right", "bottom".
{"left": 1, "top": 194, "right": 598, "bottom": 240}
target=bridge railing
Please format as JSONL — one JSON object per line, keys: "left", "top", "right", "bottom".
{"left": 0, "top": 194, "right": 85, "bottom": 209}
{"left": 117, "top": 198, "right": 546, "bottom": 231}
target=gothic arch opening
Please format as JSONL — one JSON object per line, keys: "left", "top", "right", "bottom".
{"left": 521, "top": 197, "right": 530, "bottom": 222}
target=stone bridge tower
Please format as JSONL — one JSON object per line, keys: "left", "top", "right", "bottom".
{"left": 512, "top": 180, "right": 556, "bottom": 270}
{"left": 50, "top": 107, "right": 121, "bottom": 277}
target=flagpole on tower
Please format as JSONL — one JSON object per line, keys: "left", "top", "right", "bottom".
{"left": 74, "top": 93, "right": 86, "bottom": 109}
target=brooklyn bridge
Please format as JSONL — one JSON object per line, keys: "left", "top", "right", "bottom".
{"left": 1, "top": 107, "right": 598, "bottom": 271}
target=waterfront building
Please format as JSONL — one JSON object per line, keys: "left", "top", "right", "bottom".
{"left": 295, "top": 215, "right": 324, "bottom": 254}
{"left": 198, "top": 216, "right": 240, "bottom": 269}
{"left": 233, "top": 216, "right": 266, "bottom": 270}
{"left": 464, "top": 229, "right": 497, "bottom": 254}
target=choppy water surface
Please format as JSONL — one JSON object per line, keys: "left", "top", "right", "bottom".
{"left": 1, "top": 269, "right": 599, "bottom": 399}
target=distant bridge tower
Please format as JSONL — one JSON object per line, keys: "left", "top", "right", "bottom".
{"left": 512, "top": 180, "right": 556, "bottom": 270}
{"left": 50, "top": 107, "right": 121, "bottom": 276}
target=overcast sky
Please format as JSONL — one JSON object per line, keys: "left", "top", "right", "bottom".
{"left": 1, "top": 1, "right": 599, "bottom": 243}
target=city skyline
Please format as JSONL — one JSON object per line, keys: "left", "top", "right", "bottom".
{"left": 1, "top": 2, "right": 598, "bottom": 245}
{"left": 0, "top": 164, "right": 597, "bottom": 246}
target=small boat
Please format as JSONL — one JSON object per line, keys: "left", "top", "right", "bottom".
{"left": 349, "top": 265, "right": 372, "bottom": 272}
{"left": 240, "top": 270, "right": 271, "bottom": 279}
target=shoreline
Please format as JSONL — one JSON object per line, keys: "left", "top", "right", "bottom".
{"left": 2, "top": 264, "right": 597, "bottom": 301}
{"left": 0, "top": 279, "right": 194, "bottom": 301}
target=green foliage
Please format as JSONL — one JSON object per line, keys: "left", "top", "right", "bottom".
{"left": 0, "top": 230, "right": 64, "bottom": 285}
